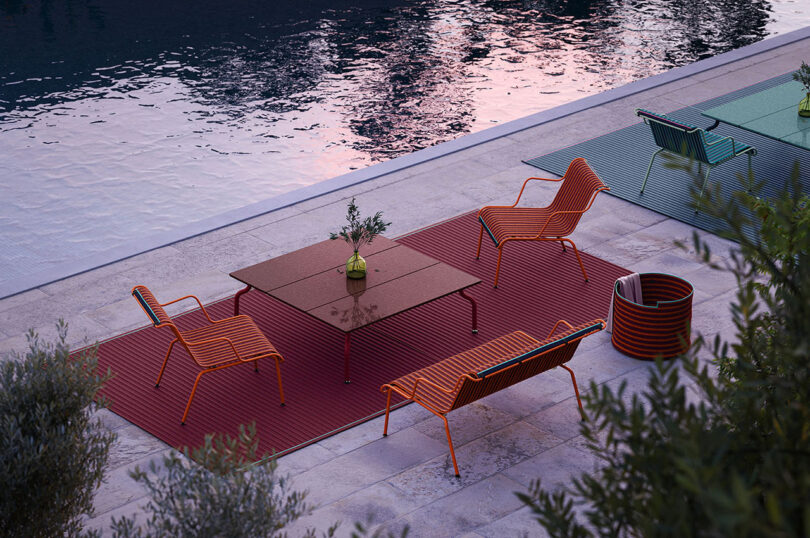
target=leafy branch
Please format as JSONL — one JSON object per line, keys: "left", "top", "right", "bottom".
{"left": 330, "top": 198, "right": 391, "bottom": 253}
{"left": 793, "top": 60, "right": 810, "bottom": 93}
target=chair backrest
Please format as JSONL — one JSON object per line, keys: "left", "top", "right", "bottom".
{"left": 450, "top": 321, "right": 604, "bottom": 411}
{"left": 546, "top": 158, "right": 609, "bottom": 234}
{"left": 132, "top": 285, "right": 173, "bottom": 328}
{"left": 636, "top": 109, "right": 709, "bottom": 163}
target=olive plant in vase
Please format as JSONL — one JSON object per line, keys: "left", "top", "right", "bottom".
{"left": 330, "top": 198, "right": 390, "bottom": 279}
{"left": 793, "top": 60, "right": 810, "bottom": 117}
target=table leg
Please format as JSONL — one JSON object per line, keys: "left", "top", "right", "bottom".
{"left": 458, "top": 289, "right": 478, "bottom": 334}
{"left": 344, "top": 333, "right": 352, "bottom": 384}
{"left": 234, "top": 285, "right": 252, "bottom": 316}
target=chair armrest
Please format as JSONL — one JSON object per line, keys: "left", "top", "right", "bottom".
{"left": 478, "top": 176, "right": 564, "bottom": 214}
{"left": 546, "top": 320, "right": 575, "bottom": 339}
{"left": 382, "top": 374, "right": 476, "bottom": 401}
{"left": 159, "top": 295, "right": 216, "bottom": 323}
{"left": 512, "top": 176, "right": 564, "bottom": 206}
{"left": 545, "top": 319, "right": 606, "bottom": 341}
{"left": 412, "top": 374, "right": 476, "bottom": 397}
{"left": 701, "top": 131, "right": 755, "bottom": 156}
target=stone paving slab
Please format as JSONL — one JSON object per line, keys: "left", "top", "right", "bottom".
{"left": 387, "top": 473, "right": 527, "bottom": 538}
{"left": 290, "top": 427, "right": 447, "bottom": 508}
{"left": 386, "top": 421, "right": 565, "bottom": 506}
{"left": 503, "top": 439, "right": 599, "bottom": 492}
{"left": 473, "top": 505, "right": 550, "bottom": 538}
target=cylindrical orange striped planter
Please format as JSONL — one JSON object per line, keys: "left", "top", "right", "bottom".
{"left": 611, "top": 273, "right": 693, "bottom": 360}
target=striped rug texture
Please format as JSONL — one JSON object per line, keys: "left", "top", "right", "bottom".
{"left": 92, "top": 212, "right": 629, "bottom": 457}
{"left": 524, "top": 72, "right": 810, "bottom": 240}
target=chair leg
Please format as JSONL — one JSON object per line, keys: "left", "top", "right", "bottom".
{"left": 182, "top": 370, "right": 206, "bottom": 424}
{"left": 441, "top": 414, "right": 460, "bottom": 477}
{"left": 566, "top": 240, "right": 589, "bottom": 282}
{"left": 254, "top": 359, "right": 259, "bottom": 372}
{"left": 274, "top": 356, "right": 286, "bottom": 406}
{"left": 155, "top": 339, "right": 178, "bottom": 387}
{"left": 493, "top": 246, "right": 504, "bottom": 288}
{"left": 747, "top": 153, "right": 754, "bottom": 192}
{"left": 559, "top": 364, "right": 585, "bottom": 420}
{"left": 475, "top": 223, "right": 484, "bottom": 259}
{"left": 560, "top": 240, "right": 566, "bottom": 252}
{"left": 382, "top": 389, "right": 393, "bottom": 437}
{"left": 696, "top": 166, "right": 711, "bottom": 213}
{"left": 641, "top": 149, "right": 663, "bottom": 194}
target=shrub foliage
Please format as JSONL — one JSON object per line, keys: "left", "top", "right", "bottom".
{"left": 0, "top": 321, "right": 114, "bottom": 538}
{"left": 518, "top": 164, "right": 810, "bottom": 536}
{"left": 109, "top": 422, "right": 330, "bottom": 538}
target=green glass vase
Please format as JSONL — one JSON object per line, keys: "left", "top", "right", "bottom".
{"left": 346, "top": 251, "right": 367, "bottom": 279}
{"left": 800, "top": 93, "right": 810, "bottom": 118}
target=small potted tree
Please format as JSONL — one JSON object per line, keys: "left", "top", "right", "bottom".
{"left": 793, "top": 60, "right": 810, "bottom": 117}
{"left": 330, "top": 198, "right": 390, "bottom": 279}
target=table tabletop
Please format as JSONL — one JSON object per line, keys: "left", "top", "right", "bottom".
{"left": 230, "top": 236, "right": 481, "bottom": 332}
{"left": 701, "top": 80, "right": 810, "bottom": 150}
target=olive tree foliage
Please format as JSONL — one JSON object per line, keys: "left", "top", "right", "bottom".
{"left": 109, "top": 422, "right": 333, "bottom": 538}
{"left": 518, "top": 162, "right": 810, "bottom": 537}
{"left": 0, "top": 320, "right": 115, "bottom": 538}
{"left": 109, "top": 421, "right": 409, "bottom": 538}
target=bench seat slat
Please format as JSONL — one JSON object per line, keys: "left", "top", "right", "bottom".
{"left": 387, "top": 331, "right": 542, "bottom": 411}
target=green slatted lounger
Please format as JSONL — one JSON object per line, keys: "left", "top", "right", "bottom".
{"left": 635, "top": 109, "right": 756, "bottom": 210}
{"left": 380, "top": 319, "right": 605, "bottom": 477}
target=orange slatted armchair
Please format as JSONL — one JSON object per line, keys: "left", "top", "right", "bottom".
{"left": 476, "top": 157, "right": 609, "bottom": 287}
{"left": 132, "top": 285, "right": 286, "bottom": 424}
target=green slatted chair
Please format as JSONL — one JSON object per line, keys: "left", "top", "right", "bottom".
{"left": 635, "top": 109, "right": 756, "bottom": 210}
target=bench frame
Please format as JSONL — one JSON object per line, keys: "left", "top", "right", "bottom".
{"left": 380, "top": 319, "right": 605, "bottom": 476}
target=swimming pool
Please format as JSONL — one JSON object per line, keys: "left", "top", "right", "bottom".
{"left": 0, "top": 0, "right": 807, "bottom": 298}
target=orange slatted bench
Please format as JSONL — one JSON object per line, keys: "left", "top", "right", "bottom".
{"left": 380, "top": 319, "right": 605, "bottom": 476}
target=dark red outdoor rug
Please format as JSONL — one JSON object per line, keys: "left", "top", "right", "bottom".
{"left": 93, "top": 211, "right": 630, "bottom": 456}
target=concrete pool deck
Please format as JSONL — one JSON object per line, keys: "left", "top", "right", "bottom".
{"left": 1, "top": 27, "right": 809, "bottom": 536}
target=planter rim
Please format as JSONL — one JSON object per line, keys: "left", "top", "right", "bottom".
{"left": 613, "top": 272, "right": 694, "bottom": 310}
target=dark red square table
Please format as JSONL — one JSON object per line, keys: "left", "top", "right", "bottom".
{"left": 230, "top": 236, "right": 481, "bottom": 383}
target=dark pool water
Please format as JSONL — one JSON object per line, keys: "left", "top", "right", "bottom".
{"left": 0, "top": 0, "right": 806, "bottom": 295}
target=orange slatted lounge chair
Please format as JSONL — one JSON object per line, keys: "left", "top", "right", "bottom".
{"left": 381, "top": 319, "right": 605, "bottom": 476}
{"left": 132, "top": 285, "right": 286, "bottom": 424}
{"left": 476, "top": 157, "right": 609, "bottom": 287}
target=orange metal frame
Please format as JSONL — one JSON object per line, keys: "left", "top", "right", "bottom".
{"left": 380, "top": 319, "right": 603, "bottom": 477}
{"left": 132, "top": 286, "right": 286, "bottom": 424}
{"left": 475, "top": 159, "right": 609, "bottom": 287}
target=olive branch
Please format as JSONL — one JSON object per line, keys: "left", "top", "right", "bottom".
{"left": 329, "top": 198, "right": 391, "bottom": 253}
